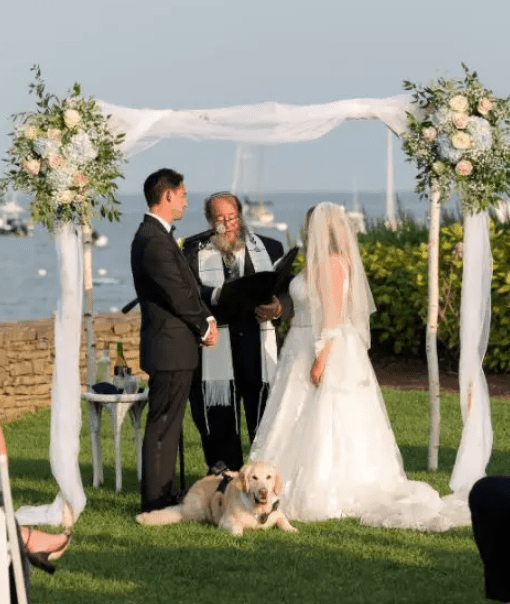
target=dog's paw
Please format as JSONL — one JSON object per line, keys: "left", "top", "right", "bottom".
{"left": 136, "top": 510, "right": 170, "bottom": 525}
{"left": 136, "top": 512, "right": 151, "bottom": 525}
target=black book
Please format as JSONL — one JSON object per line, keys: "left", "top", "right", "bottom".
{"left": 215, "top": 246, "right": 298, "bottom": 323}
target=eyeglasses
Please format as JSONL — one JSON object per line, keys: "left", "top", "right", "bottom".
{"left": 214, "top": 214, "right": 240, "bottom": 224}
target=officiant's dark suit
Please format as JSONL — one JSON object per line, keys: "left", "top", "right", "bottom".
{"left": 182, "top": 192, "right": 292, "bottom": 472}
{"left": 131, "top": 169, "right": 216, "bottom": 513}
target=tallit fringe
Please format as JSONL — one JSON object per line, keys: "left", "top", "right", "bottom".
{"left": 203, "top": 380, "right": 234, "bottom": 408}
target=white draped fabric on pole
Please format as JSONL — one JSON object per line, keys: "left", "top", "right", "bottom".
{"left": 16, "top": 223, "right": 86, "bottom": 526}
{"left": 450, "top": 211, "right": 493, "bottom": 493}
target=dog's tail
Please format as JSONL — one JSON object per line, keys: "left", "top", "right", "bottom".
{"left": 135, "top": 505, "right": 184, "bottom": 526}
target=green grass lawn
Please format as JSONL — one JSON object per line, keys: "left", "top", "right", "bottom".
{"left": 4, "top": 388, "right": 510, "bottom": 604}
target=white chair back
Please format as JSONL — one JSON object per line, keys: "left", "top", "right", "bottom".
{"left": 0, "top": 434, "right": 28, "bottom": 604}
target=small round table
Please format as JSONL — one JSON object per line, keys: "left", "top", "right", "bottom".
{"left": 82, "top": 390, "right": 148, "bottom": 492}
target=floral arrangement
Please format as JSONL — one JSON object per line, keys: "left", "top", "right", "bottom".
{"left": 0, "top": 66, "right": 125, "bottom": 231}
{"left": 402, "top": 64, "right": 510, "bottom": 213}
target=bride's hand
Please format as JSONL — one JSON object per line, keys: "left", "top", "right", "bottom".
{"left": 310, "top": 354, "right": 326, "bottom": 387}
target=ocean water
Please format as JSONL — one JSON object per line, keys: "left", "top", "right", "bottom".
{"left": 0, "top": 190, "right": 432, "bottom": 322}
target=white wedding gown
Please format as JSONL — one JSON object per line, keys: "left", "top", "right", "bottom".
{"left": 250, "top": 273, "right": 471, "bottom": 531}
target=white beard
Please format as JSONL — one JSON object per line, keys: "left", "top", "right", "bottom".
{"left": 209, "top": 230, "right": 245, "bottom": 254}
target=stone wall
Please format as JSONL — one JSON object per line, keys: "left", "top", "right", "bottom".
{"left": 0, "top": 313, "right": 143, "bottom": 423}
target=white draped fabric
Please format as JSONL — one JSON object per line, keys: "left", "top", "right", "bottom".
{"left": 449, "top": 211, "right": 493, "bottom": 493}
{"left": 97, "top": 95, "right": 413, "bottom": 157}
{"left": 16, "top": 223, "right": 86, "bottom": 526}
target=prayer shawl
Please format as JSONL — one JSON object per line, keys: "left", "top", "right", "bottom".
{"left": 198, "top": 233, "right": 278, "bottom": 423}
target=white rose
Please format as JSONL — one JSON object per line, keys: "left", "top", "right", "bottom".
{"left": 478, "top": 98, "right": 494, "bottom": 115}
{"left": 422, "top": 126, "right": 437, "bottom": 142}
{"left": 432, "top": 161, "right": 446, "bottom": 174}
{"left": 451, "top": 112, "right": 469, "bottom": 130}
{"left": 449, "top": 95, "right": 469, "bottom": 112}
{"left": 452, "top": 132, "right": 472, "bottom": 150}
{"left": 24, "top": 125, "right": 38, "bottom": 140}
{"left": 22, "top": 159, "right": 41, "bottom": 176}
{"left": 455, "top": 159, "right": 473, "bottom": 176}
{"left": 64, "top": 109, "right": 81, "bottom": 129}
{"left": 47, "top": 128, "right": 62, "bottom": 142}
{"left": 58, "top": 190, "right": 75, "bottom": 205}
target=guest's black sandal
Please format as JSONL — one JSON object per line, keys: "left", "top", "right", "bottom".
{"left": 24, "top": 528, "right": 72, "bottom": 574}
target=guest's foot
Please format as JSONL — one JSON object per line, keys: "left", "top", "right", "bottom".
{"left": 22, "top": 527, "right": 70, "bottom": 556}
{"left": 22, "top": 527, "right": 72, "bottom": 574}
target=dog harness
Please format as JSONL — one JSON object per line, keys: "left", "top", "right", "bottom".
{"left": 216, "top": 473, "right": 234, "bottom": 494}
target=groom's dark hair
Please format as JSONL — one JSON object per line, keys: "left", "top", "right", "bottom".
{"left": 144, "top": 168, "right": 184, "bottom": 208}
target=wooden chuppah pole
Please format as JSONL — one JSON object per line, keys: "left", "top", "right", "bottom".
{"left": 82, "top": 222, "right": 96, "bottom": 389}
{"left": 426, "top": 182, "right": 441, "bottom": 471}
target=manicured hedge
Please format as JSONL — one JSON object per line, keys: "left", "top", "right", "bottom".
{"left": 360, "top": 221, "right": 510, "bottom": 372}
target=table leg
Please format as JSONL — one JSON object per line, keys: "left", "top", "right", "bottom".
{"left": 87, "top": 400, "right": 104, "bottom": 487}
{"left": 129, "top": 400, "right": 147, "bottom": 483}
{"left": 106, "top": 403, "right": 131, "bottom": 492}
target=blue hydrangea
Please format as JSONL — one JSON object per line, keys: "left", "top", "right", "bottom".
{"left": 469, "top": 117, "right": 492, "bottom": 151}
{"left": 436, "top": 136, "right": 463, "bottom": 163}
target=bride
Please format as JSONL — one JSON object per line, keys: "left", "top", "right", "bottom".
{"left": 250, "top": 202, "right": 470, "bottom": 530}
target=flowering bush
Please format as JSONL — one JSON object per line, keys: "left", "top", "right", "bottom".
{"left": 0, "top": 66, "right": 125, "bottom": 231}
{"left": 402, "top": 64, "right": 510, "bottom": 213}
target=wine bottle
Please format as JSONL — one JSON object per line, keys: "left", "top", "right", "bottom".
{"left": 113, "top": 341, "right": 129, "bottom": 391}
{"left": 95, "top": 341, "right": 111, "bottom": 383}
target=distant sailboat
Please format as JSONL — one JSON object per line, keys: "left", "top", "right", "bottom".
{"left": 0, "top": 193, "right": 34, "bottom": 236}
{"left": 231, "top": 143, "right": 289, "bottom": 233}
{"left": 347, "top": 177, "right": 366, "bottom": 234}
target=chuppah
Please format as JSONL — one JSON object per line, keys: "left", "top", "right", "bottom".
{"left": 1, "top": 64, "right": 509, "bottom": 528}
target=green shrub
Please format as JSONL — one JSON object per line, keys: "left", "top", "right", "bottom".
{"left": 361, "top": 220, "right": 510, "bottom": 372}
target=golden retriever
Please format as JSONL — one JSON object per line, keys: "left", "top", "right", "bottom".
{"left": 136, "top": 460, "right": 298, "bottom": 536}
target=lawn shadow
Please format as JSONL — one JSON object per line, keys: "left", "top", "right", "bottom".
{"left": 32, "top": 522, "right": 487, "bottom": 604}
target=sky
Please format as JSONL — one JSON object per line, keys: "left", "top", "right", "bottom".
{"left": 2, "top": 0, "right": 509, "bottom": 196}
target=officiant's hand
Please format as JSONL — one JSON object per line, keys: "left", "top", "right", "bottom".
{"left": 255, "top": 296, "right": 282, "bottom": 323}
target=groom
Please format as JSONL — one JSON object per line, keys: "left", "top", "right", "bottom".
{"left": 131, "top": 168, "right": 218, "bottom": 513}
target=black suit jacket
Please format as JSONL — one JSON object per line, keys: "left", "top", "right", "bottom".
{"left": 131, "top": 215, "right": 211, "bottom": 373}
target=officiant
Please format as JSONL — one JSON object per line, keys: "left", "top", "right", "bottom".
{"left": 182, "top": 192, "right": 293, "bottom": 472}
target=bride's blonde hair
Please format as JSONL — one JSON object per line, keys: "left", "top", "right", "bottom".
{"left": 305, "top": 202, "right": 375, "bottom": 348}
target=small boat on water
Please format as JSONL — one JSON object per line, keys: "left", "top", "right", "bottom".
{"left": 0, "top": 200, "right": 34, "bottom": 236}
{"left": 92, "top": 229, "right": 109, "bottom": 248}
{"left": 242, "top": 197, "right": 289, "bottom": 232}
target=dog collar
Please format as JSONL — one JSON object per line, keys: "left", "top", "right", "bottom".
{"left": 257, "top": 500, "right": 279, "bottom": 525}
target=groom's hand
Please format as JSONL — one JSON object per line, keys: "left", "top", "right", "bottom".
{"left": 203, "top": 319, "right": 219, "bottom": 348}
